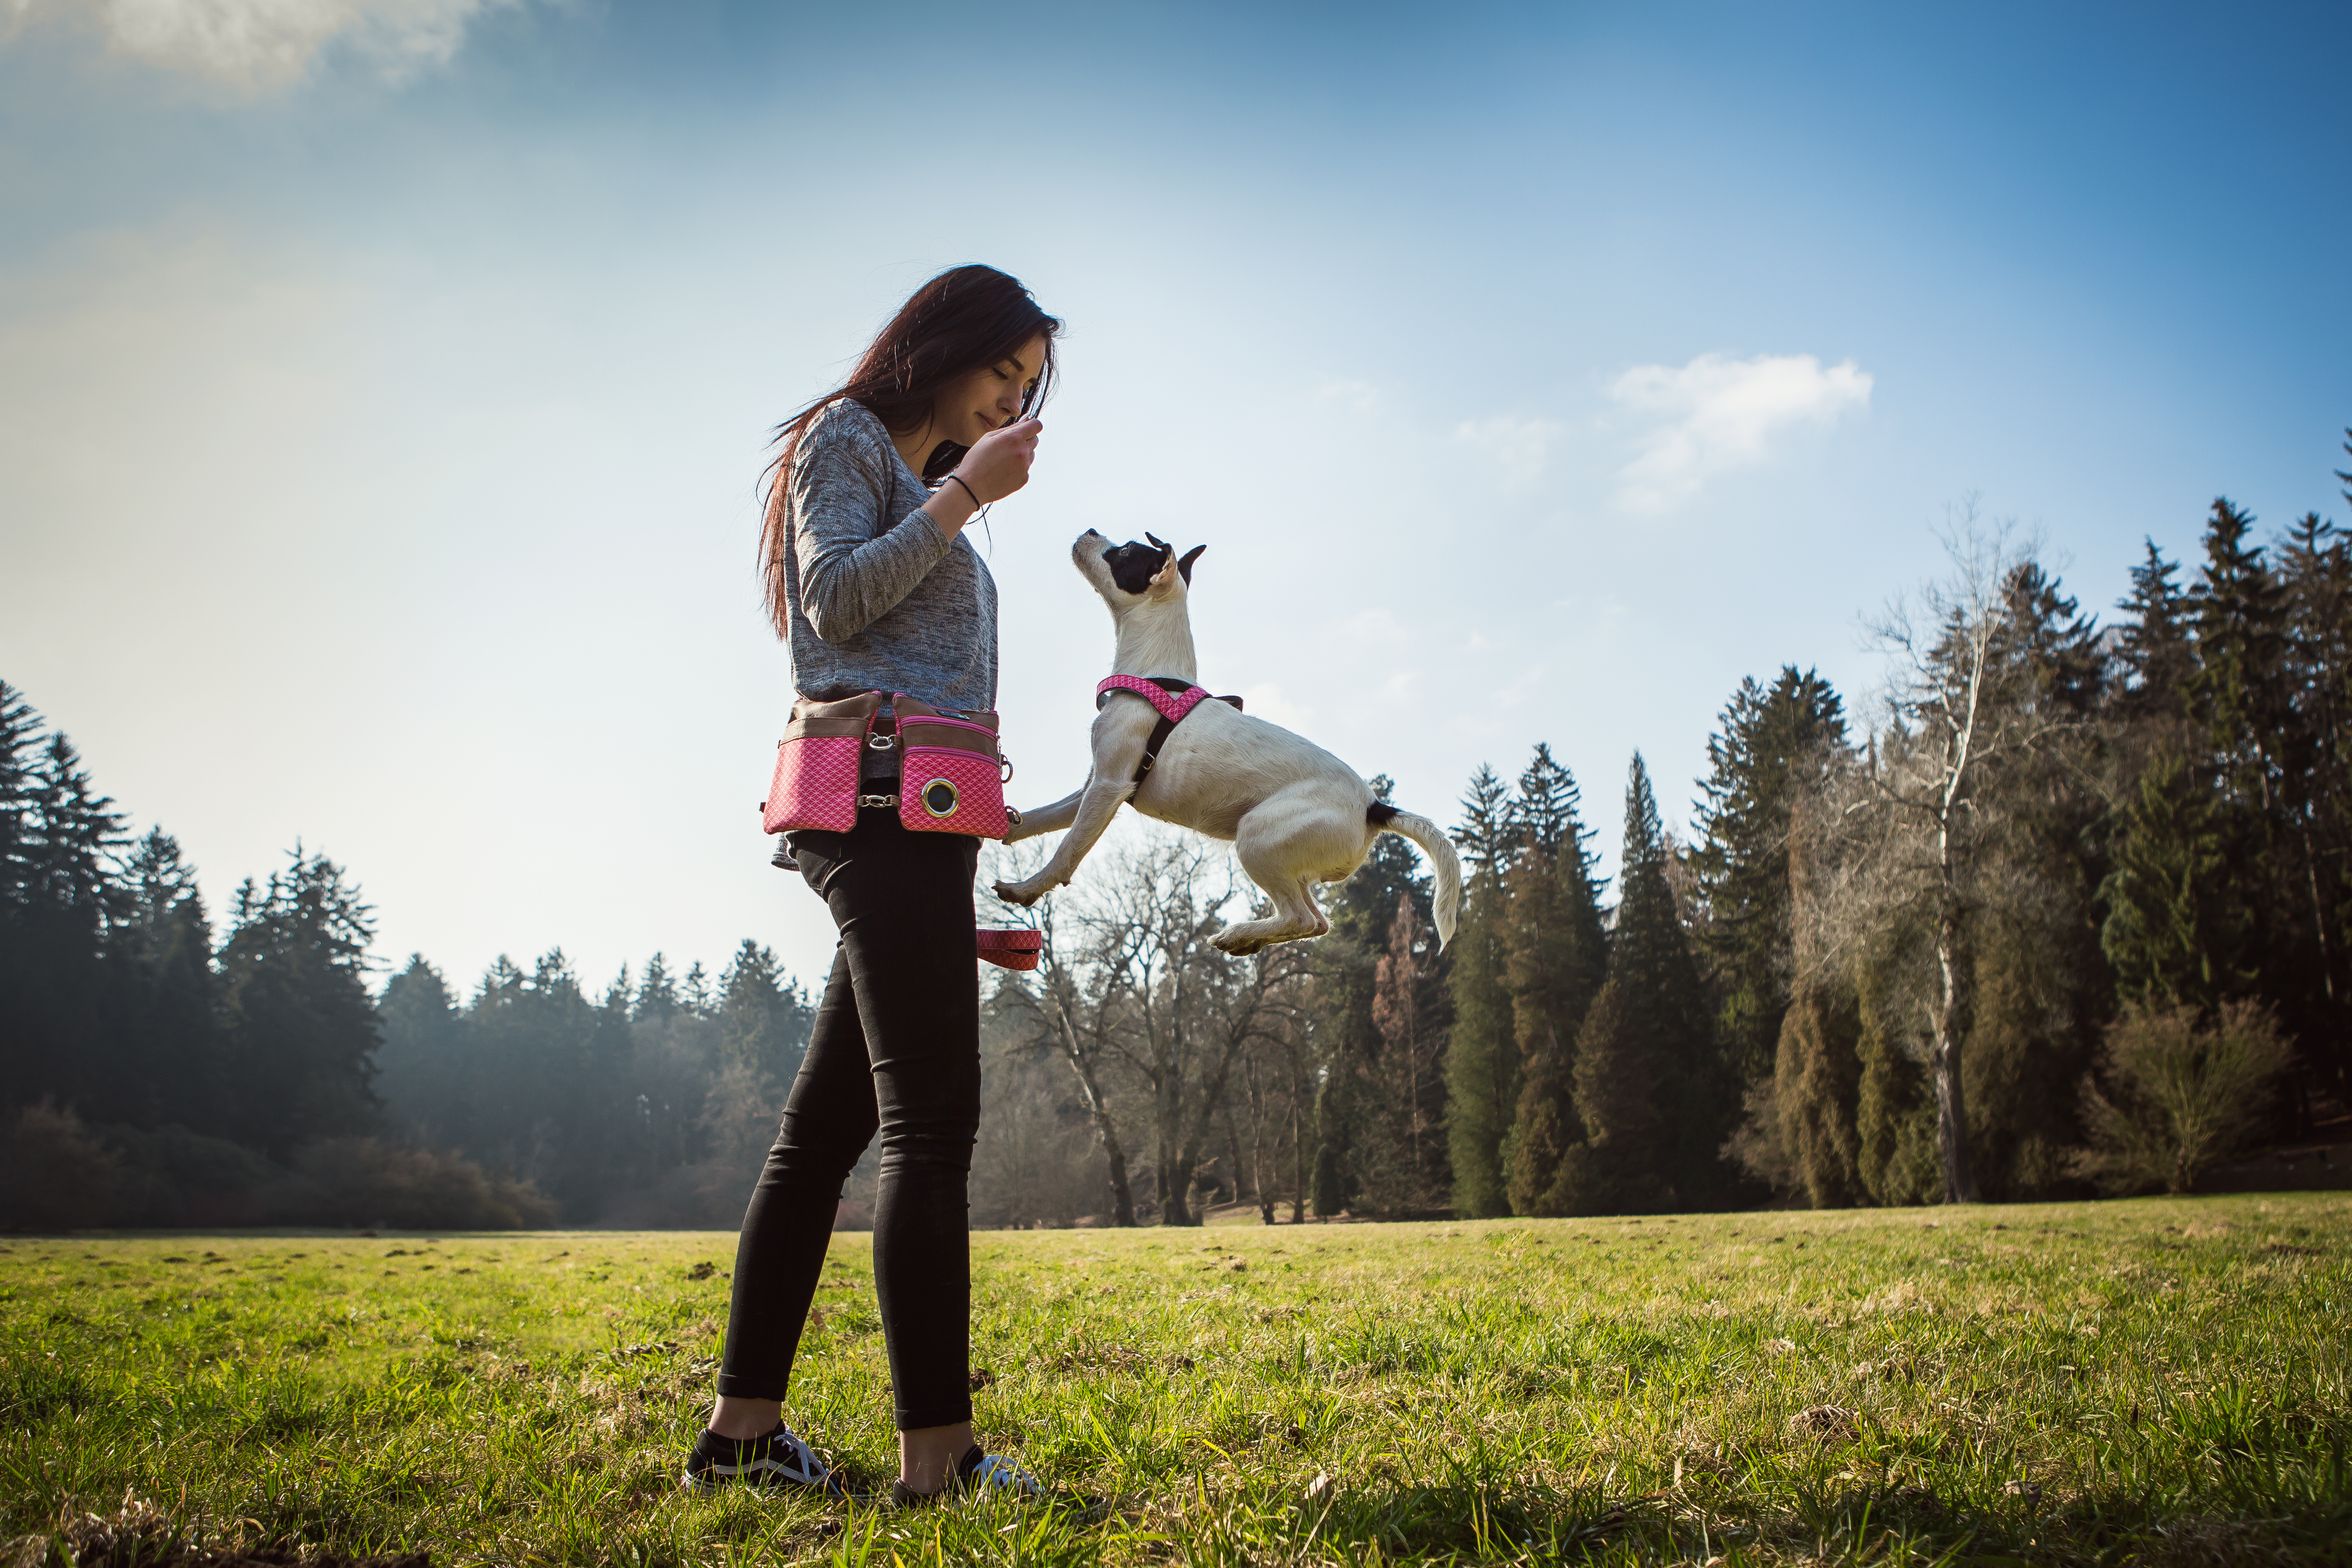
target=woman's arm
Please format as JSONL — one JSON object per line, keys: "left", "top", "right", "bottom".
{"left": 794, "top": 418, "right": 1041, "bottom": 642}
{"left": 913, "top": 418, "right": 1040, "bottom": 543}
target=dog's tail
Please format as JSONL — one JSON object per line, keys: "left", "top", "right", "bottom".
{"left": 1367, "top": 803, "right": 1464, "bottom": 950}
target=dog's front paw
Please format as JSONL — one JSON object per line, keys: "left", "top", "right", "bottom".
{"left": 994, "top": 877, "right": 1051, "bottom": 908}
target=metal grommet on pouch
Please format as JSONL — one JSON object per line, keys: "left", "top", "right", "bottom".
{"left": 921, "top": 778, "right": 960, "bottom": 818}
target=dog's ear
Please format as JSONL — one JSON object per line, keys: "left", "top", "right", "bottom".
{"left": 1145, "top": 531, "right": 1171, "bottom": 556}
{"left": 1178, "top": 544, "right": 1206, "bottom": 585}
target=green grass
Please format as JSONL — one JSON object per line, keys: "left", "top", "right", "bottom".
{"left": 4, "top": 1195, "right": 2350, "bottom": 1565}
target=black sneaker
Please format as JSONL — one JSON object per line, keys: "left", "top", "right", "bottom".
{"left": 681, "top": 1422, "right": 842, "bottom": 1495}
{"left": 886, "top": 1444, "right": 1041, "bottom": 1506}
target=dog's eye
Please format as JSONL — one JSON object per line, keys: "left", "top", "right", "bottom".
{"left": 1104, "top": 545, "right": 1161, "bottom": 595}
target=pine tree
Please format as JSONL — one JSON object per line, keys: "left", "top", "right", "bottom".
{"left": 1556, "top": 755, "right": 1717, "bottom": 1213}
{"left": 718, "top": 939, "right": 812, "bottom": 1084}
{"left": 1444, "top": 853, "right": 1515, "bottom": 1217}
{"left": 1853, "top": 948, "right": 1941, "bottom": 1205}
{"left": 1505, "top": 1042, "right": 1586, "bottom": 1215}
{"left": 2101, "top": 750, "right": 2252, "bottom": 1015}
{"left": 462, "top": 949, "right": 600, "bottom": 1211}
{"left": 1959, "top": 562, "right": 2109, "bottom": 1200}
{"left": 2190, "top": 499, "right": 2291, "bottom": 817}
{"left": 1994, "top": 561, "right": 2108, "bottom": 720}
{"left": 376, "top": 955, "right": 471, "bottom": 1149}
{"left": 1504, "top": 762, "right": 1608, "bottom": 1075}
{"left": 586, "top": 966, "right": 646, "bottom": 1197}
{"left": 21, "top": 733, "right": 127, "bottom": 928}
{"left": 2114, "top": 541, "right": 2197, "bottom": 727}
{"left": 1689, "top": 668, "right": 1849, "bottom": 1083}
{"left": 2, "top": 729, "right": 129, "bottom": 1118}
{"left": 1771, "top": 980, "right": 1865, "bottom": 1206}
{"left": 1362, "top": 896, "right": 1447, "bottom": 1211}
{"left": 113, "top": 830, "right": 224, "bottom": 1131}
{"left": 119, "top": 829, "right": 203, "bottom": 961}
{"left": 682, "top": 961, "right": 715, "bottom": 1018}
{"left": 1499, "top": 746, "right": 1609, "bottom": 1215}
{"left": 215, "top": 847, "right": 382, "bottom": 1157}
{"left": 1759, "top": 780, "right": 1868, "bottom": 1209}
{"left": 1506, "top": 744, "right": 1579, "bottom": 859}
{"left": 1306, "top": 774, "right": 1435, "bottom": 1217}
{"left": 2183, "top": 496, "right": 2329, "bottom": 1110}
{"left": 1453, "top": 763, "right": 1511, "bottom": 875}
{"left": 0, "top": 685, "right": 42, "bottom": 1115}
{"left": 2276, "top": 500, "right": 2351, "bottom": 1094}
{"left": 0, "top": 680, "right": 42, "bottom": 909}
{"left": 634, "top": 952, "right": 681, "bottom": 1024}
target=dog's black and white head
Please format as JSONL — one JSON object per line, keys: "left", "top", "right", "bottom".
{"left": 1073, "top": 529, "right": 1206, "bottom": 606}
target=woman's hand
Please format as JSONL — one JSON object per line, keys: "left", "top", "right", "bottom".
{"left": 954, "top": 418, "right": 1042, "bottom": 503}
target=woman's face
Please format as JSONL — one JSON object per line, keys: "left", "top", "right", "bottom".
{"left": 931, "top": 334, "right": 1049, "bottom": 447}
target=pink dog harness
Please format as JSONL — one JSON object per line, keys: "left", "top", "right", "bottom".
{"left": 1096, "top": 674, "right": 1244, "bottom": 786}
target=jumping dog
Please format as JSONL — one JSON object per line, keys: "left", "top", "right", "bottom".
{"left": 994, "top": 531, "right": 1463, "bottom": 955}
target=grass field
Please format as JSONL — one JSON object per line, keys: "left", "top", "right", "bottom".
{"left": 4, "top": 1195, "right": 2349, "bottom": 1566}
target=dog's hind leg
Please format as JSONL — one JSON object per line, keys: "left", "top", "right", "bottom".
{"left": 1214, "top": 864, "right": 1323, "bottom": 955}
{"left": 1214, "top": 809, "right": 1340, "bottom": 955}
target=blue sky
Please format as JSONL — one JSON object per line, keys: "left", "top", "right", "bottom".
{"left": 3, "top": 0, "right": 2346, "bottom": 996}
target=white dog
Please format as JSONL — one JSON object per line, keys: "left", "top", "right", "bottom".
{"left": 994, "top": 530, "right": 1462, "bottom": 955}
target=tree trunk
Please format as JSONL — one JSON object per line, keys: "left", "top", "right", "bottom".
{"left": 1289, "top": 1084, "right": 1306, "bottom": 1223}
{"left": 1103, "top": 1136, "right": 1136, "bottom": 1227}
{"left": 1050, "top": 998, "right": 1135, "bottom": 1226}
{"left": 1156, "top": 1077, "right": 1195, "bottom": 1226}
{"left": 1167, "top": 1101, "right": 1217, "bottom": 1227}
{"left": 1222, "top": 1104, "right": 1246, "bottom": 1213}
{"left": 1157, "top": 1154, "right": 1193, "bottom": 1225}
{"left": 1405, "top": 1003, "right": 1422, "bottom": 1172}
{"left": 1930, "top": 896, "right": 1980, "bottom": 1203}
{"left": 1245, "top": 1053, "right": 1276, "bottom": 1224}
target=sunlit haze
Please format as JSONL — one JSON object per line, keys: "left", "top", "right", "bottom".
{"left": 4, "top": 0, "right": 2345, "bottom": 996}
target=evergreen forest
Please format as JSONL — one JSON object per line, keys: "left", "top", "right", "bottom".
{"left": 3, "top": 446, "right": 2347, "bottom": 1230}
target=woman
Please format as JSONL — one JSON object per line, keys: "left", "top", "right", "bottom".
{"left": 682, "top": 265, "right": 1058, "bottom": 1501}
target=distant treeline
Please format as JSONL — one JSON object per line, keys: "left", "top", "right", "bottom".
{"left": 0, "top": 677, "right": 820, "bottom": 1231}
{"left": 1434, "top": 455, "right": 2352, "bottom": 1216}
{"left": 969, "top": 450, "right": 2350, "bottom": 1226}
{"left": 3, "top": 437, "right": 2345, "bottom": 1229}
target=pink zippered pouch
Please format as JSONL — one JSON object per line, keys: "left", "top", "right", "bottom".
{"left": 761, "top": 692, "right": 881, "bottom": 835}
{"left": 894, "top": 697, "right": 1010, "bottom": 839}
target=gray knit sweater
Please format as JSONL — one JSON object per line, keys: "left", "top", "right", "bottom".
{"left": 778, "top": 400, "right": 998, "bottom": 716}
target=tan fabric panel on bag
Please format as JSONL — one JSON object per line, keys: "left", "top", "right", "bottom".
{"left": 783, "top": 691, "right": 881, "bottom": 744}
{"left": 899, "top": 718, "right": 999, "bottom": 757}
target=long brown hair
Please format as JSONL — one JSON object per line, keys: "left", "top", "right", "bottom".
{"left": 760, "top": 265, "right": 1061, "bottom": 635}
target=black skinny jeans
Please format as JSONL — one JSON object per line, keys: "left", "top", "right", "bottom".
{"left": 717, "top": 807, "right": 981, "bottom": 1430}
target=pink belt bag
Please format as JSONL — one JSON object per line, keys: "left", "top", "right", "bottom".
{"left": 761, "top": 690, "right": 1013, "bottom": 841}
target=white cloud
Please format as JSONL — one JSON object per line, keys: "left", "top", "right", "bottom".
{"left": 1311, "top": 376, "right": 1381, "bottom": 414}
{"left": 1236, "top": 682, "right": 1313, "bottom": 731}
{"left": 12, "top": 0, "right": 517, "bottom": 91}
{"left": 1607, "top": 352, "right": 1872, "bottom": 512}
{"left": 1453, "top": 413, "right": 1566, "bottom": 489}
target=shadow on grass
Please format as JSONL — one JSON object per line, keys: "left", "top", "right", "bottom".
{"left": 1172, "top": 1470, "right": 2352, "bottom": 1565}
{"left": 18, "top": 1471, "right": 2352, "bottom": 1568}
